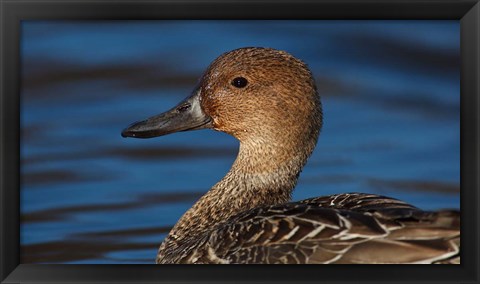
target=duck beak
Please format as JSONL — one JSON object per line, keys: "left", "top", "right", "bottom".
{"left": 121, "top": 90, "right": 212, "bottom": 139}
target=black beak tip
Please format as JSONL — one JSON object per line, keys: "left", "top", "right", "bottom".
{"left": 121, "top": 124, "right": 140, "bottom": 138}
{"left": 121, "top": 129, "right": 132, "bottom": 138}
{"left": 122, "top": 119, "right": 147, "bottom": 138}
{"left": 121, "top": 121, "right": 157, "bottom": 139}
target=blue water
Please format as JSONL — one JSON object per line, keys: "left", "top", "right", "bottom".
{"left": 20, "top": 20, "right": 460, "bottom": 264}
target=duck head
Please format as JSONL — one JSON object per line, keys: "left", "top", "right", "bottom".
{"left": 122, "top": 47, "right": 322, "bottom": 156}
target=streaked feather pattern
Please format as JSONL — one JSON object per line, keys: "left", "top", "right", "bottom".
{"left": 157, "top": 193, "right": 459, "bottom": 264}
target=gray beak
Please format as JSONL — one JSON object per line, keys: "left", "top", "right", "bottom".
{"left": 121, "top": 90, "right": 212, "bottom": 139}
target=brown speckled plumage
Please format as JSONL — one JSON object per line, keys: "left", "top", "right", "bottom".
{"left": 123, "top": 47, "right": 460, "bottom": 264}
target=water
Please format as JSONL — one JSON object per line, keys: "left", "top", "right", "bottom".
{"left": 20, "top": 20, "right": 460, "bottom": 264}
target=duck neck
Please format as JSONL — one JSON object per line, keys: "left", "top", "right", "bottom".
{"left": 164, "top": 136, "right": 315, "bottom": 244}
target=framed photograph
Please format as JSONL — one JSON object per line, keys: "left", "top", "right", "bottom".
{"left": 1, "top": 0, "right": 479, "bottom": 283}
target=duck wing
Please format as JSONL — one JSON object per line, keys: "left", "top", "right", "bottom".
{"left": 196, "top": 193, "right": 460, "bottom": 264}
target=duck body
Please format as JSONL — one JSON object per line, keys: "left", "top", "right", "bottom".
{"left": 156, "top": 193, "right": 459, "bottom": 264}
{"left": 122, "top": 47, "right": 460, "bottom": 264}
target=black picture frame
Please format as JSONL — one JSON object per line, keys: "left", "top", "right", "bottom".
{"left": 1, "top": 0, "right": 479, "bottom": 283}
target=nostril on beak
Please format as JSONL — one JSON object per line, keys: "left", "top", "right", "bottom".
{"left": 176, "top": 103, "right": 191, "bottom": 113}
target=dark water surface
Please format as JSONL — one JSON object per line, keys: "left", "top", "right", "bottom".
{"left": 20, "top": 21, "right": 460, "bottom": 264}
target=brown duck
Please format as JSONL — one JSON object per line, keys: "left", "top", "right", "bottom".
{"left": 122, "top": 47, "right": 460, "bottom": 264}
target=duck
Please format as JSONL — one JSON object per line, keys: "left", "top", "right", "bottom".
{"left": 121, "top": 47, "right": 460, "bottom": 264}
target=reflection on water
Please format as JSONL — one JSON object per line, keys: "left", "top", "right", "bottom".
{"left": 20, "top": 20, "right": 460, "bottom": 264}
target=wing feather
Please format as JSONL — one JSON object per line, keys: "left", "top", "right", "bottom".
{"left": 185, "top": 193, "right": 460, "bottom": 264}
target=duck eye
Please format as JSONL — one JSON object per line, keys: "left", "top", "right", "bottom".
{"left": 231, "top": 77, "right": 248, "bottom": 88}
